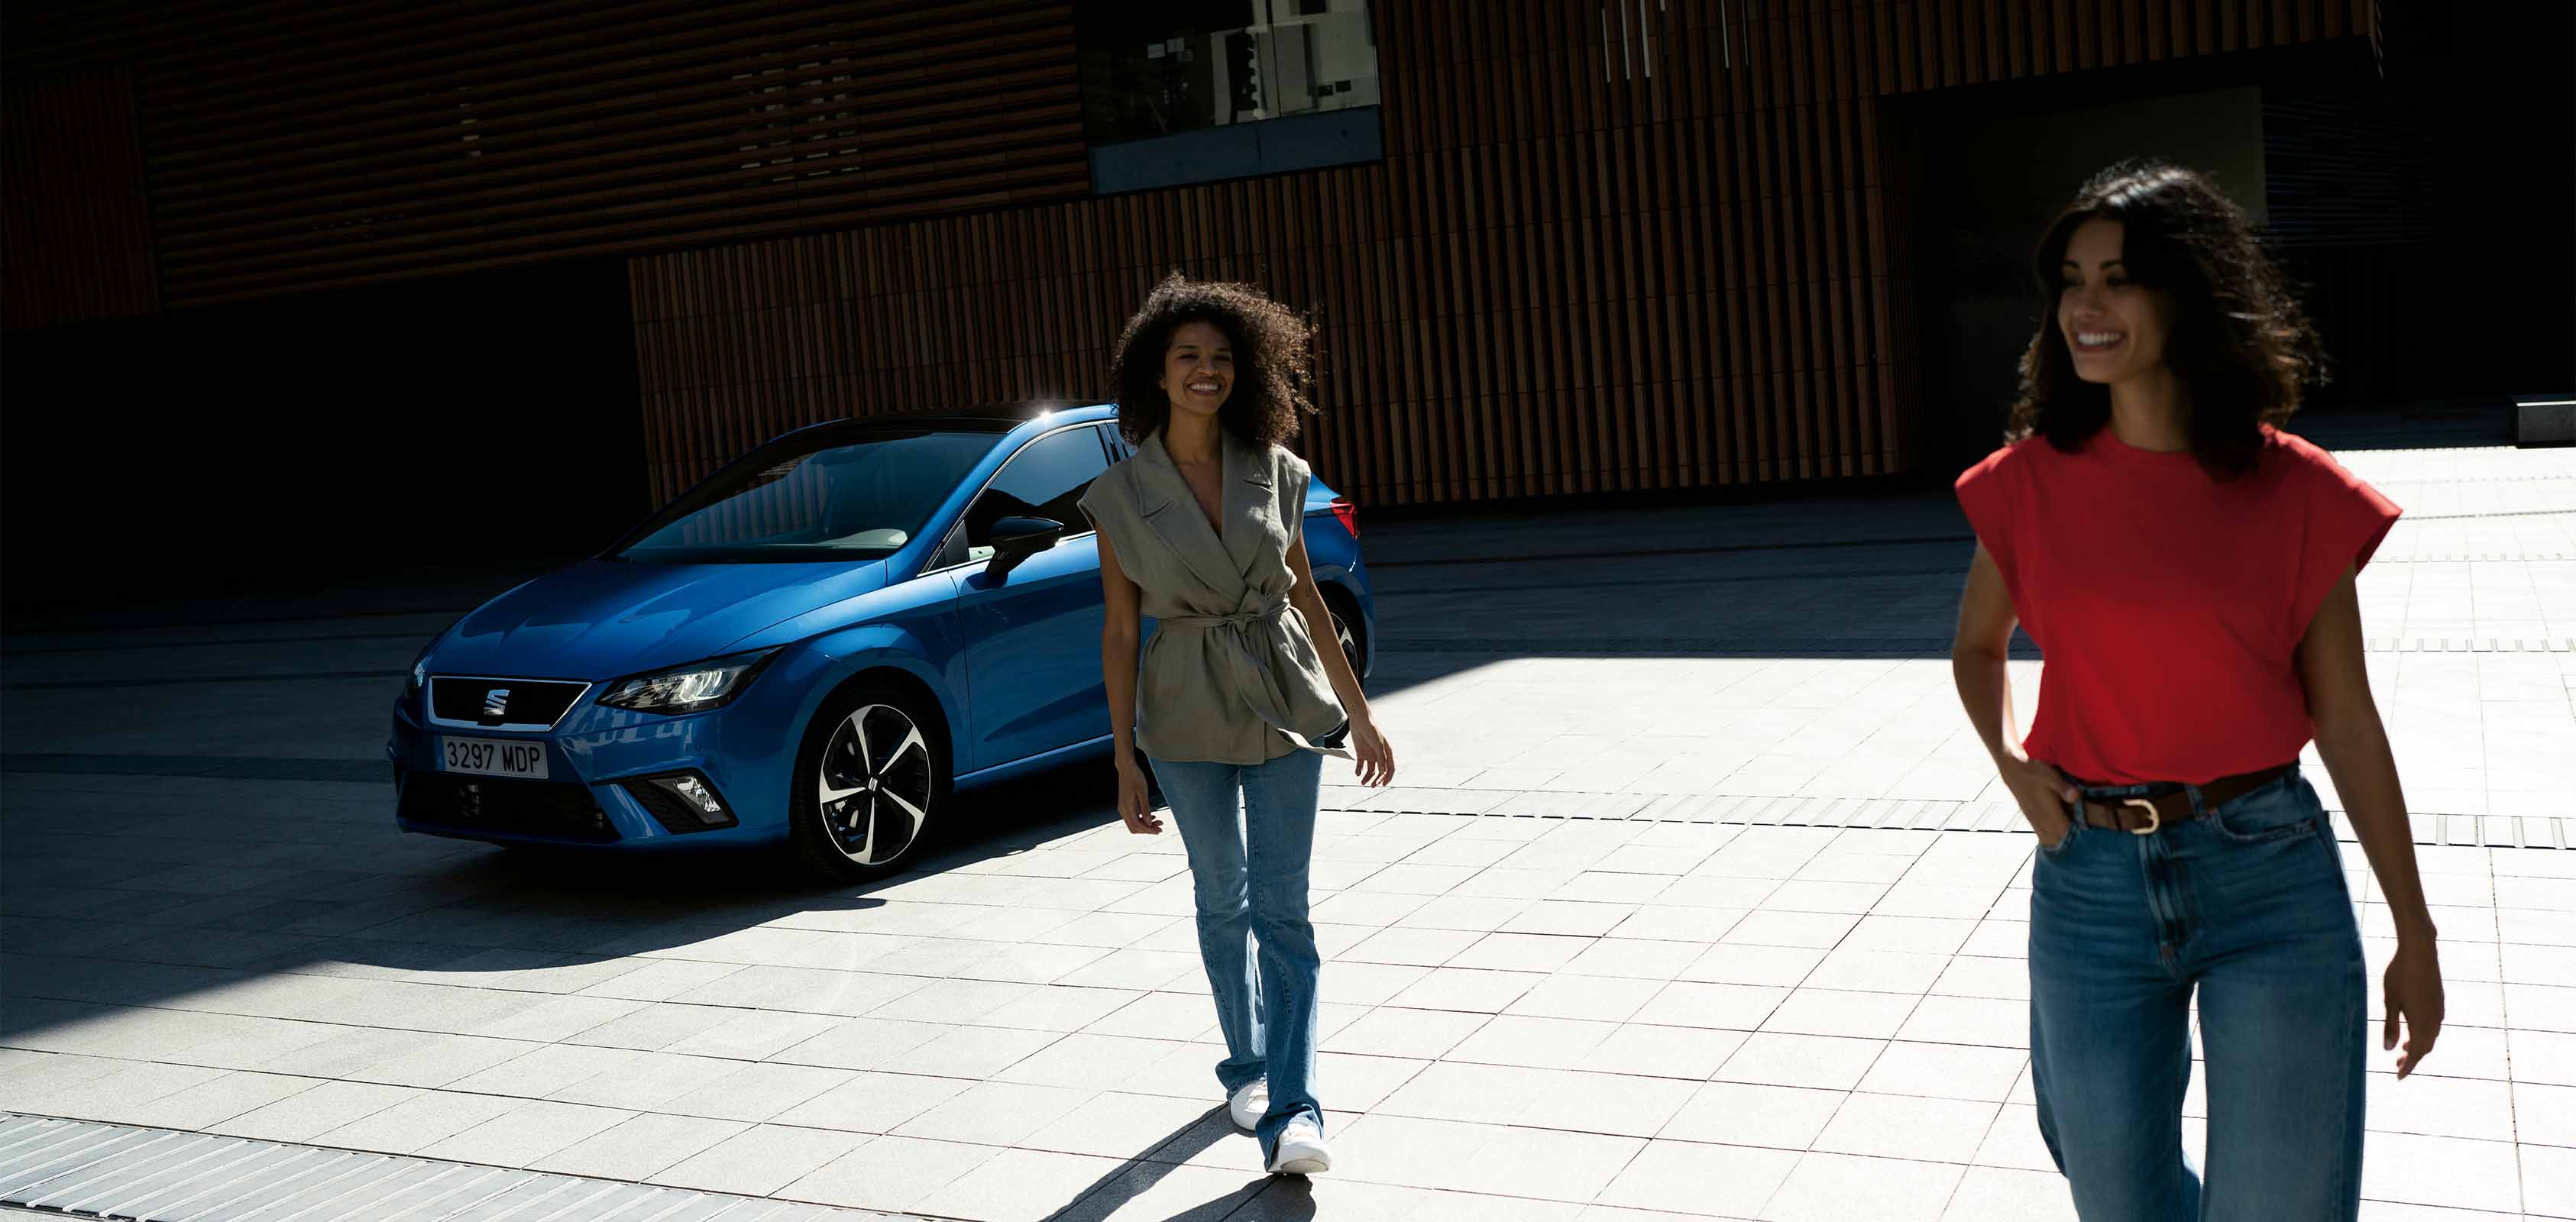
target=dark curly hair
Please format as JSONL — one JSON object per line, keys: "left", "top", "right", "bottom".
{"left": 2008, "top": 160, "right": 2324, "bottom": 480}
{"left": 1108, "top": 272, "right": 1318, "bottom": 450}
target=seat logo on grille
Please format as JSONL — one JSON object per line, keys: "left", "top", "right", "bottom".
{"left": 482, "top": 688, "right": 512, "bottom": 719}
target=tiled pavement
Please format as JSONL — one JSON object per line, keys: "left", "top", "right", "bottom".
{"left": 3, "top": 417, "right": 2571, "bottom": 1220}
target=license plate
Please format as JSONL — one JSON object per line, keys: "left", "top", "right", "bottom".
{"left": 439, "top": 736, "right": 549, "bottom": 780}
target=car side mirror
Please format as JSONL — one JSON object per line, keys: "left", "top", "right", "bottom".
{"left": 985, "top": 516, "right": 1066, "bottom": 577}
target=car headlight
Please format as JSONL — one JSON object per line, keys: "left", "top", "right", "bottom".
{"left": 597, "top": 650, "right": 778, "bottom": 714}
{"left": 409, "top": 654, "right": 429, "bottom": 694}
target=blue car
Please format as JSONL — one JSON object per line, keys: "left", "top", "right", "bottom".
{"left": 387, "top": 404, "right": 1375, "bottom": 880}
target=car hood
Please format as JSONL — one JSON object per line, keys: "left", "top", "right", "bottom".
{"left": 432, "top": 558, "right": 890, "bottom": 680}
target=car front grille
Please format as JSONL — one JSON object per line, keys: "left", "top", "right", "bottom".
{"left": 398, "top": 772, "right": 619, "bottom": 842}
{"left": 428, "top": 677, "right": 590, "bottom": 729}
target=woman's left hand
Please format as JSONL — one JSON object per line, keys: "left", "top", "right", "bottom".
{"left": 2383, "top": 938, "right": 2445, "bottom": 1078}
{"left": 1348, "top": 716, "right": 1395, "bottom": 787}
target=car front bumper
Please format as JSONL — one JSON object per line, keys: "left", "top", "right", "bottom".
{"left": 387, "top": 681, "right": 801, "bottom": 850}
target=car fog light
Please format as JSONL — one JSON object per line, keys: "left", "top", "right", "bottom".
{"left": 624, "top": 770, "right": 739, "bottom": 832}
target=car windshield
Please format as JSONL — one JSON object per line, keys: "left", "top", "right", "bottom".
{"left": 610, "top": 427, "right": 1005, "bottom": 563}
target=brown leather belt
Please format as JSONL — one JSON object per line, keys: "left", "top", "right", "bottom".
{"left": 2073, "top": 764, "right": 2295, "bottom": 835}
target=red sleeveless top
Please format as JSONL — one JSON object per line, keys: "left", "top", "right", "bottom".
{"left": 1955, "top": 425, "right": 2400, "bottom": 786}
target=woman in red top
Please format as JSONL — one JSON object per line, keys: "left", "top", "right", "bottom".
{"left": 1951, "top": 161, "right": 2443, "bottom": 1220}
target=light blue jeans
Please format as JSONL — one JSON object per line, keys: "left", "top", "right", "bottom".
{"left": 2028, "top": 766, "right": 2366, "bottom": 1221}
{"left": 1147, "top": 751, "right": 1326, "bottom": 1156}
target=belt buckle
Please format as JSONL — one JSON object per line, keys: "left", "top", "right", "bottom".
{"left": 2122, "top": 797, "right": 2161, "bottom": 836}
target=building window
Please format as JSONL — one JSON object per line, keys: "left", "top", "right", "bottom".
{"left": 1077, "top": 1, "right": 1383, "bottom": 194}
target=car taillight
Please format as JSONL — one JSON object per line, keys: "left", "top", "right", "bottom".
{"left": 1329, "top": 497, "right": 1358, "bottom": 538}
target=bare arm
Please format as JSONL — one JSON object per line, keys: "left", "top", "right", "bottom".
{"left": 2296, "top": 564, "right": 2442, "bottom": 1074}
{"left": 1097, "top": 530, "right": 1160, "bottom": 833}
{"left": 1286, "top": 532, "right": 1393, "bottom": 786}
{"left": 1951, "top": 544, "right": 2076, "bottom": 838}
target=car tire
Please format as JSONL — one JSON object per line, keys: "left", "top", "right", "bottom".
{"left": 788, "top": 678, "right": 953, "bottom": 884}
{"left": 1321, "top": 590, "right": 1368, "bottom": 687}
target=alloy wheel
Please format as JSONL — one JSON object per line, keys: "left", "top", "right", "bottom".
{"left": 816, "top": 703, "right": 934, "bottom": 865}
{"left": 1329, "top": 609, "right": 1359, "bottom": 668}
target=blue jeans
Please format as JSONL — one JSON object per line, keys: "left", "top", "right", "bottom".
{"left": 2028, "top": 766, "right": 2366, "bottom": 1221}
{"left": 1147, "top": 751, "right": 1326, "bottom": 1156}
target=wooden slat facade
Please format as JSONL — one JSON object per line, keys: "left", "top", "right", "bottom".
{"left": 1, "top": 67, "right": 159, "bottom": 330}
{"left": 631, "top": 0, "right": 2377, "bottom": 508}
{"left": 2, "top": 0, "right": 1089, "bottom": 309}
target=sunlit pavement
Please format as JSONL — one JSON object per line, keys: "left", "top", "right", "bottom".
{"left": 5, "top": 416, "right": 2571, "bottom": 1220}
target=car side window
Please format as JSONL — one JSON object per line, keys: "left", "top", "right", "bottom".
{"left": 944, "top": 428, "right": 1110, "bottom": 567}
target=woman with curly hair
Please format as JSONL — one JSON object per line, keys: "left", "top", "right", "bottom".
{"left": 1078, "top": 272, "right": 1394, "bottom": 1176}
{"left": 1950, "top": 160, "right": 2442, "bottom": 1219}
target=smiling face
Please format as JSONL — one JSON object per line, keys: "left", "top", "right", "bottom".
{"left": 2058, "top": 217, "right": 2172, "bottom": 386}
{"left": 1158, "top": 320, "right": 1235, "bottom": 424}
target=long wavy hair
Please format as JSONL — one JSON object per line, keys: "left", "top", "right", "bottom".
{"left": 1108, "top": 272, "right": 1318, "bottom": 450}
{"left": 2008, "top": 160, "right": 2323, "bottom": 479}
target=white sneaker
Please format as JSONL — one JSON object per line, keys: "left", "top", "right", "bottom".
{"left": 1267, "top": 1116, "right": 1332, "bottom": 1176}
{"left": 1227, "top": 1079, "right": 1268, "bottom": 1130}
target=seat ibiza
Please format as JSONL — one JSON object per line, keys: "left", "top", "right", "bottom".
{"left": 387, "top": 404, "right": 1374, "bottom": 880}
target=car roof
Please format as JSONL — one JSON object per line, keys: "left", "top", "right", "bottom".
{"left": 766, "top": 402, "right": 1115, "bottom": 445}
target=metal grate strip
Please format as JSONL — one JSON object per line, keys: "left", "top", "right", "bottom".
{"left": 0, "top": 1115, "right": 914, "bottom": 1222}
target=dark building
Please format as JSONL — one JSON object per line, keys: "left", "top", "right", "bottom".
{"left": 4, "top": 2, "right": 2565, "bottom": 616}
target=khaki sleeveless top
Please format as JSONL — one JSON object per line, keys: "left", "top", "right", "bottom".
{"left": 1077, "top": 428, "right": 1350, "bottom": 765}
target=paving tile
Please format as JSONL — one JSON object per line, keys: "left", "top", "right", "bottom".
{"left": 1084, "top": 990, "right": 1218, "bottom": 1041}
{"left": 1450, "top": 1124, "right": 1648, "bottom": 1201}
{"left": 1316, "top": 1051, "right": 1429, "bottom": 1111}
{"left": 1657, "top": 1081, "right": 1845, "bottom": 1149}
{"left": 1714, "top": 1033, "right": 1886, "bottom": 1091}
{"left": 1804, "top": 948, "right": 1950, "bottom": 994}
{"left": 1514, "top": 1070, "right": 1699, "bottom": 1137}
{"left": 1678, "top": 943, "right": 1828, "bottom": 988}
{"left": 416, "top": 1098, "right": 636, "bottom": 1167}
{"left": 1503, "top": 900, "right": 1642, "bottom": 937}
{"left": 1561, "top": 938, "right": 1710, "bottom": 980}
{"left": 1319, "top": 1006, "right": 1490, "bottom": 1059}
{"left": 1854, "top": 1041, "right": 2028, "bottom": 1102}
{"left": 1594, "top": 1138, "right": 1801, "bottom": 1217}
{"left": 927, "top": 1144, "right": 1169, "bottom": 1222}
{"left": 893, "top": 1079, "right": 1095, "bottom": 1146}
{"left": 2524, "top": 1141, "right": 2576, "bottom": 1219}
{"left": 1377, "top": 1060, "right": 1555, "bottom": 1123}
{"left": 1940, "top": 1165, "right": 2076, "bottom": 1220}
{"left": 448, "top": 1043, "right": 643, "bottom": 1099}
{"left": 1444, "top": 1014, "right": 1620, "bottom": 1071}
{"left": 2353, "top": 1073, "right": 2516, "bottom": 1143}
{"left": 772, "top": 1010, "right": 968, "bottom": 1067}
{"left": 1973, "top": 1107, "right": 2055, "bottom": 1172}
{"left": 1502, "top": 974, "right": 1665, "bottom": 1023}
{"left": 115, "top": 1068, "right": 323, "bottom": 1130}
{"left": 2513, "top": 1026, "right": 2576, "bottom": 1086}
{"left": 1445, "top": 932, "right": 1593, "bottom": 973}
{"left": 205, "top": 1078, "right": 419, "bottom": 1143}
{"left": 1388, "top": 966, "right": 1544, "bottom": 1013}
{"left": 660, "top": 1060, "right": 854, "bottom": 1123}
{"left": 1611, "top": 905, "right": 1752, "bottom": 942}
{"left": 992, "top": 1033, "right": 1189, "bottom": 1093}
{"left": 781, "top": 1133, "right": 1002, "bottom": 1213}
{"left": 1757, "top": 988, "right": 1920, "bottom": 1039}
{"left": 772, "top": 1068, "right": 976, "bottom": 1133}
{"left": 879, "top": 1023, "right": 1064, "bottom": 1078}
{"left": 2516, "top": 1080, "right": 2576, "bottom": 1147}
{"left": 1722, "top": 910, "right": 1861, "bottom": 949}
{"left": 1762, "top": 1149, "right": 1965, "bottom": 1221}
{"left": 313, "top": 1088, "right": 526, "bottom": 1156}
{"left": 1041, "top": 1160, "right": 1273, "bottom": 1222}
{"left": 1633, "top": 981, "right": 1789, "bottom": 1030}
{"left": 1017, "top": 1088, "right": 1220, "bottom": 1160}
{"left": 1895, "top": 994, "right": 2027, "bottom": 1047}
{"left": 2357, "top": 1131, "right": 2526, "bottom": 1214}
{"left": 1578, "top": 1023, "right": 1751, "bottom": 1081}
{"left": 1811, "top": 1091, "right": 1999, "bottom": 1163}
{"left": 528, "top": 1110, "right": 755, "bottom": 1181}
